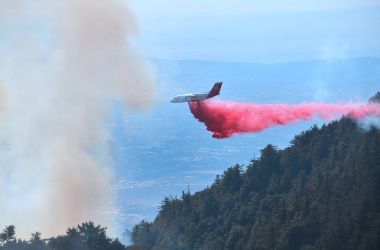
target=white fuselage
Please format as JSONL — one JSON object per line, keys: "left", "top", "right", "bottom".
{"left": 170, "top": 82, "right": 222, "bottom": 103}
{"left": 170, "top": 93, "right": 209, "bottom": 103}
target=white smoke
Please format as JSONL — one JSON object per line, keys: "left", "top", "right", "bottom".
{"left": 358, "top": 115, "right": 380, "bottom": 130}
{"left": 0, "top": 0, "right": 154, "bottom": 237}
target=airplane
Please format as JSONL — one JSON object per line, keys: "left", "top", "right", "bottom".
{"left": 170, "top": 82, "right": 222, "bottom": 103}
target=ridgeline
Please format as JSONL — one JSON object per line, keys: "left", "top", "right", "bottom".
{"left": 128, "top": 95, "right": 380, "bottom": 250}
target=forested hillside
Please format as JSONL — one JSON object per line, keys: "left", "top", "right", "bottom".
{"left": 128, "top": 110, "right": 380, "bottom": 249}
{"left": 1, "top": 93, "right": 379, "bottom": 250}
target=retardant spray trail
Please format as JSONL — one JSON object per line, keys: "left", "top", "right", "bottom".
{"left": 189, "top": 101, "right": 380, "bottom": 139}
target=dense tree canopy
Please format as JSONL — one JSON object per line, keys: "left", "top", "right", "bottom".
{"left": 128, "top": 116, "right": 380, "bottom": 250}
{"left": 369, "top": 91, "right": 380, "bottom": 103}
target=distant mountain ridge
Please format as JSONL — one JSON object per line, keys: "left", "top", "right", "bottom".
{"left": 154, "top": 57, "right": 380, "bottom": 102}
{"left": 127, "top": 93, "right": 380, "bottom": 250}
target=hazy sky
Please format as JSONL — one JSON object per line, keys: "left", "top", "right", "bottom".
{"left": 129, "top": 0, "right": 380, "bottom": 62}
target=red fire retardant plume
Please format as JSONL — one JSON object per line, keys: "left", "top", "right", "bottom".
{"left": 188, "top": 101, "right": 380, "bottom": 139}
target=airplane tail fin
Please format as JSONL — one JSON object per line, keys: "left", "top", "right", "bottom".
{"left": 207, "top": 82, "right": 222, "bottom": 98}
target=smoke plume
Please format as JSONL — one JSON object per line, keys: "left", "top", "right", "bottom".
{"left": 0, "top": 0, "right": 154, "bottom": 237}
{"left": 189, "top": 101, "right": 380, "bottom": 139}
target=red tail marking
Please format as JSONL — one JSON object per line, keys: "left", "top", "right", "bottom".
{"left": 207, "top": 82, "right": 222, "bottom": 98}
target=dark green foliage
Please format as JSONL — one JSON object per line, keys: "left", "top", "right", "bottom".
{"left": 0, "top": 226, "right": 16, "bottom": 243}
{"left": 369, "top": 91, "right": 380, "bottom": 103}
{"left": 129, "top": 117, "right": 380, "bottom": 250}
{"left": 0, "top": 222, "right": 125, "bottom": 250}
